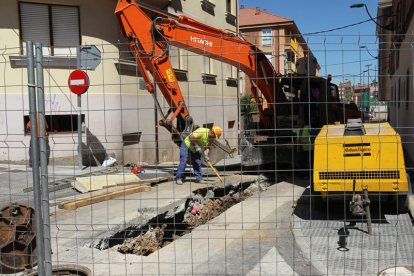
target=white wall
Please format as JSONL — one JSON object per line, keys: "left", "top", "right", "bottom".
{"left": 0, "top": 0, "right": 239, "bottom": 165}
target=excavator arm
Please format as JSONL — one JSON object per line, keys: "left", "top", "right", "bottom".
{"left": 115, "top": 0, "right": 281, "bottom": 136}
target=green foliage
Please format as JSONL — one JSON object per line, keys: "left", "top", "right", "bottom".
{"left": 240, "top": 94, "right": 258, "bottom": 115}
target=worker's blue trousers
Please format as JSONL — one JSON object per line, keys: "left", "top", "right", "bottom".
{"left": 176, "top": 140, "right": 202, "bottom": 182}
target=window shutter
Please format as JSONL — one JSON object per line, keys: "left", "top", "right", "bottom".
{"left": 20, "top": 3, "right": 51, "bottom": 46}
{"left": 51, "top": 6, "right": 80, "bottom": 47}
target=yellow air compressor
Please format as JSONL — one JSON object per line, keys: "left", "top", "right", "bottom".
{"left": 313, "top": 119, "right": 411, "bottom": 213}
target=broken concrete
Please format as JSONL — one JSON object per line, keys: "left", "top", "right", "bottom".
{"left": 94, "top": 175, "right": 266, "bottom": 256}
{"left": 45, "top": 175, "right": 311, "bottom": 275}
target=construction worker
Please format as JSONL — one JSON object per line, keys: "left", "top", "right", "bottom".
{"left": 27, "top": 115, "right": 50, "bottom": 167}
{"left": 176, "top": 126, "right": 222, "bottom": 185}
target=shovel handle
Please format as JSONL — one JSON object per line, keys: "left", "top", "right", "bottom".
{"left": 207, "top": 161, "right": 223, "bottom": 182}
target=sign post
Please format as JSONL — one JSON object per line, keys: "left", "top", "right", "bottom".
{"left": 68, "top": 69, "right": 89, "bottom": 169}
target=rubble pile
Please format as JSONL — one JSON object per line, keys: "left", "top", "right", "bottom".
{"left": 117, "top": 225, "right": 166, "bottom": 256}
{"left": 184, "top": 189, "right": 254, "bottom": 228}
{"left": 110, "top": 176, "right": 269, "bottom": 256}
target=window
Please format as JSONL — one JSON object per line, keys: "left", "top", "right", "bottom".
{"left": 169, "top": 46, "right": 188, "bottom": 81}
{"left": 19, "top": 2, "right": 80, "bottom": 56}
{"left": 286, "top": 50, "right": 295, "bottom": 63}
{"left": 226, "top": 64, "right": 237, "bottom": 87}
{"left": 202, "top": 57, "right": 216, "bottom": 84}
{"left": 226, "top": 64, "right": 236, "bottom": 78}
{"left": 169, "top": 46, "right": 187, "bottom": 70}
{"left": 225, "top": 0, "right": 236, "bottom": 26}
{"left": 226, "top": 0, "right": 231, "bottom": 13}
{"left": 203, "top": 57, "right": 213, "bottom": 74}
{"left": 262, "top": 29, "right": 272, "bottom": 46}
{"left": 24, "top": 114, "right": 85, "bottom": 134}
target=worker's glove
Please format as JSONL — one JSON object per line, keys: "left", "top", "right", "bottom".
{"left": 203, "top": 155, "right": 210, "bottom": 163}
{"left": 194, "top": 145, "right": 202, "bottom": 154}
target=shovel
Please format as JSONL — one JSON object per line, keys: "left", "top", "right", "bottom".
{"left": 206, "top": 160, "right": 223, "bottom": 182}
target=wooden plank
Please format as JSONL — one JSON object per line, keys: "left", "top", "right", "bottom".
{"left": 112, "top": 176, "right": 174, "bottom": 187}
{"left": 58, "top": 184, "right": 151, "bottom": 210}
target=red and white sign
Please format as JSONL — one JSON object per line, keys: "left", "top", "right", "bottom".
{"left": 68, "top": 70, "right": 89, "bottom": 95}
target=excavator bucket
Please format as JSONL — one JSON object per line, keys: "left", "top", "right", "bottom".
{"left": 206, "top": 139, "right": 237, "bottom": 165}
{"left": 240, "top": 138, "right": 274, "bottom": 167}
{"left": 240, "top": 138, "right": 295, "bottom": 168}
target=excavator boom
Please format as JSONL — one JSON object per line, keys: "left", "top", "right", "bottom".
{"left": 115, "top": 0, "right": 281, "bottom": 134}
{"left": 115, "top": 0, "right": 361, "bottom": 167}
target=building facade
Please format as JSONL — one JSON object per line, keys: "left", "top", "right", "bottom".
{"left": 239, "top": 6, "right": 318, "bottom": 76}
{"left": 377, "top": 0, "right": 414, "bottom": 166}
{"left": 0, "top": 0, "right": 239, "bottom": 165}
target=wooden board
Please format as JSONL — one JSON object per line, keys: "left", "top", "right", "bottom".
{"left": 58, "top": 184, "right": 151, "bottom": 210}
{"left": 72, "top": 173, "right": 141, "bottom": 193}
{"left": 57, "top": 176, "right": 172, "bottom": 210}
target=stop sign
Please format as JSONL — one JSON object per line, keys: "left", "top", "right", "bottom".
{"left": 68, "top": 70, "right": 89, "bottom": 95}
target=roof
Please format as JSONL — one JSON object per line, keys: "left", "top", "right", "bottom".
{"left": 239, "top": 7, "right": 293, "bottom": 27}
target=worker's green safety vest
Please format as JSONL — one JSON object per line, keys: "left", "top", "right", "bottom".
{"left": 297, "top": 125, "right": 312, "bottom": 152}
{"left": 184, "top": 128, "right": 210, "bottom": 153}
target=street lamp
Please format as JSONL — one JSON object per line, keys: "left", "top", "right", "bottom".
{"left": 350, "top": 3, "right": 393, "bottom": 31}
{"left": 360, "top": 46, "right": 377, "bottom": 59}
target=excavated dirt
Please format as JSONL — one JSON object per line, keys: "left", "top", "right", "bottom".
{"left": 116, "top": 190, "right": 254, "bottom": 256}
{"left": 184, "top": 191, "right": 253, "bottom": 228}
{"left": 117, "top": 225, "right": 166, "bottom": 256}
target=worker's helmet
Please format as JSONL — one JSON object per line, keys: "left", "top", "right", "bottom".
{"left": 212, "top": 126, "right": 222, "bottom": 138}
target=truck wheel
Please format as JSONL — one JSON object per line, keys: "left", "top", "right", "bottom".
{"left": 310, "top": 186, "right": 325, "bottom": 210}
{"left": 397, "top": 194, "right": 409, "bottom": 213}
{"left": 397, "top": 174, "right": 412, "bottom": 213}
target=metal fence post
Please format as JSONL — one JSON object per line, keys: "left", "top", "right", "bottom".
{"left": 35, "top": 42, "right": 52, "bottom": 276}
{"left": 77, "top": 46, "right": 83, "bottom": 169}
{"left": 26, "top": 41, "right": 45, "bottom": 276}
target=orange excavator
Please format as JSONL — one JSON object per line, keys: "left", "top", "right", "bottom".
{"left": 114, "top": 0, "right": 360, "bottom": 166}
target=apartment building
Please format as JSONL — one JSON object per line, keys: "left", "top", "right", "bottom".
{"left": 239, "top": 6, "right": 317, "bottom": 76}
{"left": 0, "top": 0, "right": 239, "bottom": 165}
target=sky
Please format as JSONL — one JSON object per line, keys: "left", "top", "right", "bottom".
{"left": 238, "top": 0, "right": 380, "bottom": 85}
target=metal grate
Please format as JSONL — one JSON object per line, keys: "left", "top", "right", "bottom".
{"left": 319, "top": 170, "right": 400, "bottom": 180}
